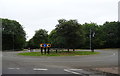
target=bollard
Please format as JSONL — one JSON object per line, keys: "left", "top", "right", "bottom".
{"left": 44, "top": 48, "right": 46, "bottom": 54}
{"left": 48, "top": 47, "right": 50, "bottom": 54}
{"left": 41, "top": 47, "right": 43, "bottom": 54}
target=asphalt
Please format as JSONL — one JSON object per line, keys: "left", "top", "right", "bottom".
{"left": 1, "top": 49, "right": 119, "bottom": 76}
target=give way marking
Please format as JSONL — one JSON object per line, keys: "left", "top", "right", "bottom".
{"left": 64, "top": 69, "right": 83, "bottom": 75}
{"left": 33, "top": 68, "right": 48, "bottom": 71}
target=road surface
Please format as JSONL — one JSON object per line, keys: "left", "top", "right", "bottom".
{"left": 1, "top": 49, "right": 119, "bottom": 76}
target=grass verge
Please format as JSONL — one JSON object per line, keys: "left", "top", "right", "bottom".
{"left": 18, "top": 51, "right": 100, "bottom": 56}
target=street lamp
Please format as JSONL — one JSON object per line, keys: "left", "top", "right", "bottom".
{"left": 12, "top": 31, "right": 14, "bottom": 51}
{"left": 89, "top": 29, "right": 95, "bottom": 52}
{"left": 90, "top": 29, "right": 92, "bottom": 51}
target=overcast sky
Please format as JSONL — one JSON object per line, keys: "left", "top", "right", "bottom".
{"left": 0, "top": 0, "right": 119, "bottom": 41}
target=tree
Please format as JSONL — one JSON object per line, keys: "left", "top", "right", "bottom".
{"left": 102, "top": 21, "right": 118, "bottom": 48}
{"left": 49, "top": 29, "right": 65, "bottom": 48}
{"left": 82, "top": 23, "right": 107, "bottom": 49}
{"left": 27, "top": 38, "right": 35, "bottom": 49}
{"left": 2, "top": 18, "right": 26, "bottom": 50}
{"left": 27, "top": 29, "right": 48, "bottom": 49}
{"left": 55, "top": 19, "right": 84, "bottom": 51}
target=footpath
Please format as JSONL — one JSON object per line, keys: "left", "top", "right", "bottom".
{"left": 92, "top": 67, "right": 119, "bottom": 76}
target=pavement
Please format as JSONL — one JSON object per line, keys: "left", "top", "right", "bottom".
{"left": 92, "top": 67, "right": 118, "bottom": 74}
{"left": 1, "top": 49, "right": 119, "bottom": 76}
{"left": 0, "top": 51, "right": 2, "bottom": 76}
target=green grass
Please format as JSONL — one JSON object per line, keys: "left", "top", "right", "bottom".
{"left": 18, "top": 51, "right": 100, "bottom": 56}
{"left": 22, "top": 49, "right": 28, "bottom": 51}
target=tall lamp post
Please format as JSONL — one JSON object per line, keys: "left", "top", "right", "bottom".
{"left": 89, "top": 29, "right": 92, "bottom": 51}
{"left": 90, "top": 29, "right": 95, "bottom": 52}
{"left": 12, "top": 32, "right": 14, "bottom": 51}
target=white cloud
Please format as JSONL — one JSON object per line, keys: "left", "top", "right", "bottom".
{"left": 0, "top": 0, "right": 119, "bottom": 40}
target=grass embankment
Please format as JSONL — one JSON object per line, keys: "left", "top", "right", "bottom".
{"left": 18, "top": 51, "right": 100, "bottom": 56}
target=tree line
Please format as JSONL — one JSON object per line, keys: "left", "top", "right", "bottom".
{"left": 1, "top": 18, "right": 120, "bottom": 51}
{"left": 2, "top": 18, "right": 26, "bottom": 50}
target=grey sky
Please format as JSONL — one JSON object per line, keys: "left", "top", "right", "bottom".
{"left": 0, "top": 0, "right": 119, "bottom": 41}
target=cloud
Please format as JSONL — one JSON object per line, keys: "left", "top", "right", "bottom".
{"left": 0, "top": 0, "right": 119, "bottom": 40}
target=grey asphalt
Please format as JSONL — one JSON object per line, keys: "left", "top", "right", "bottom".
{"left": 0, "top": 51, "right": 2, "bottom": 76}
{"left": 1, "top": 49, "right": 118, "bottom": 75}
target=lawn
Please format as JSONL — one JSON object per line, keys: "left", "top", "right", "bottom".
{"left": 18, "top": 51, "right": 100, "bottom": 56}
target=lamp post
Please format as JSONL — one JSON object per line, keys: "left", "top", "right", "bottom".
{"left": 90, "top": 29, "right": 95, "bottom": 52}
{"left": 12, "top": 32, "right": 14, "bottom": 51}
{"left": 89, "top": 29, "right": 92, "bottom": 51}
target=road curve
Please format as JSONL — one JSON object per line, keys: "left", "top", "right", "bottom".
{"left": 2, "top": 49, "right": 118, "bottom": 74}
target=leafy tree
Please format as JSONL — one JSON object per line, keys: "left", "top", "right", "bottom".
{"left": 82, "top": 23, "right": 96, "bottom": 48}
{"left": 2, "top": 18, "right": 26, "bottom": 50}
{"left": 49, "top": 29, "right": 65, "bottom": 48}
{"left": 27, "top": 38, "right": 35, "bottom": 49}
{"left": 27, "top": 29, "right": 48, "bottom": 49}
{"left": 55, "top": 19, "right": 84, "bottom": 51}
{"left": 102, "top": 21, "right": 118, "bottom": 48}
{"left": 82, "top": 23, "right": 106, "bottom": 49}
{"left": 94, "top": 25, "right": 106, "bottom": 48}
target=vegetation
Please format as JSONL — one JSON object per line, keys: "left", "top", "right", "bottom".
{"left": 26, "top": 29, "right": 48, "bottom": 49}
{"left": 55, "top": 19, "right": 84, "bottom": 51}
{"left": 2, "top": 18, "right": 26, "bottom": 50}
{"left": 48, "top": 20, "right": 120, "bottom": 50}
{"left": 18, "top": 51, "right": 100, "bottom": 56}
{"left": 1, "top": 18, "right": 119, "bottom": 51}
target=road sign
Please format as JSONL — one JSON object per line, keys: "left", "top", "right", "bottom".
{"left": 40, "top": 43, "right": 51, "bottom": 54}
{"left": 40, "top": 44, "right": 51, "bottom": 48}
{"left": 40, "top": 44, "right": 44, "bottom": 48}
{"left": 47, "top": 44, "right": 51, "bottom": 48}
{"left": 44, "top": 44, "right": 47, "bottom": 47}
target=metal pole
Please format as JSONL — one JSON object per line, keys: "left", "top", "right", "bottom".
{"left": 48, "top": 47, "right": 50, "bottom": 54}
{"left": 90, "top": 29, "right": 92, "bottom": 51}
{"left": 13, "top": 32, "right": 14, "bottom": 51}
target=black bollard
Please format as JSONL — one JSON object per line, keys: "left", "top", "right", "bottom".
{"left": 91, "top": 48, "right": 94, "bottom": 52}
{"left": 44, "top": 48, "right": 46, "bottom": 54}
{"left": 41, "top": 47, "right": 43, "bottom": 54}
{"left": 56, "top": 49, "right": 57, "bottom": 53}
{"left": 48, "top": 47, "right": 50, "bottom": 54}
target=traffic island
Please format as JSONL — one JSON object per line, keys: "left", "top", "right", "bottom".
{"left": 17, "top": 51, "right": 100, "bottom": 56}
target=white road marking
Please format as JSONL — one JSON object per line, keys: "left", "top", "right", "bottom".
{"left": 16, "top": 68, "right": 20, "bottom": 70}
{"left": 113, "top": 53, "right": 116, "bottom": 55}
{"left": 70, "top": 69, "right": 83, "bottom": 71}
{"left": 33, "top": 68, "right": 48, "bottom": 71}
{"left": 8, "top": 68, "right": 20, "bottom": 70}
{"left": 8, "top": 68, "right": 14, "bottom": 69}
{"left": 110, "top": 53, "right": 116, "bottom": 56}
{"left": 64, "top": 69, "right": 80, "bottom": 75}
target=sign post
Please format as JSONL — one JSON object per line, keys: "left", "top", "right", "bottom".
{"left": 47, "top": 44, "right": 51, "bottom": 54}
{"left": 40, "top": 43, "right": 51, "bottom": 54}
{"left": 40, "top": 44, "right": 44, "bottom": 54}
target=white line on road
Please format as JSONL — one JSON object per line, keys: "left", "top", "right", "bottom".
{"left": 64, "top": 69, "right": 80, "bottom": 75}
{"left": 16, "top": 68, "right": 20, "bottom": 70}
{"left": 70, "top": 69, "right": 83, "bottom": 71}
{"left": 33, "top": 68, "right": 48, "bottom": 71}
{"left": 8, "top": 68, "right": 20, "bottom": 70}
{"left": 113, "top": 53, "right": 116, "bottom": 55}
{"left": 110, "top": 53, "right": 116, "bottom": 56}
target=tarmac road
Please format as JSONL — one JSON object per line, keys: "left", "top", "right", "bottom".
{"left": 1, "top": 49, "right": 118, "bottom": 76}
